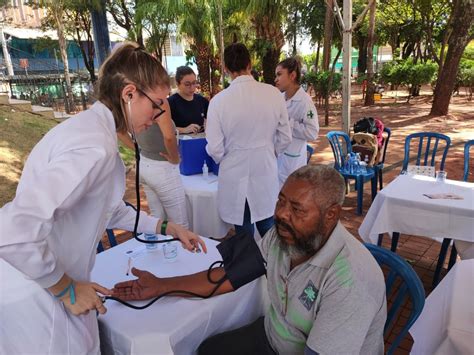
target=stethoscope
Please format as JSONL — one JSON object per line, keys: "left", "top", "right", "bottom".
{"left": 101, "top": 97, "right": 223, "bottom": 309}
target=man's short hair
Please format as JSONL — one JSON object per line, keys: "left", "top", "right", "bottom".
{"left": 224, "top": 43, "right": 251, "bottom": 73}
{"left": 175, "top": 66, "right": 195, "bottom": 84}
{"left": 288, "top": 165, "right": 345, "bottom": 210}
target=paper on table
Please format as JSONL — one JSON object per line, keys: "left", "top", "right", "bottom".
{"left": 423, "top": 193, "right": 464, "bottom": 200}
{"left": 408, "top": 165, "right": 435, "bottom": 177}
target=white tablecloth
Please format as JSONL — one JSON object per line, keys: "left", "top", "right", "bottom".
{"left": 359, "top": 175, "right": 474, "bottom": 244}
{"left": 92, "top": 238, "right": 266, "bottom": 355}
{"left": 410, "top": 259, "right": 474, "bottom": 354}
{"left": 181, "top": 173, "right": 232, "bottom": 239}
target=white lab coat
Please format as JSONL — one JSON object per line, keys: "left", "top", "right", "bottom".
{"left": 277, "top": 87, "right": 319, "bottom": 186}
{"left": 206, "top": 75, "right": 291, "bottom": 225}
{"left": 0, "top": 102, "right": 158, "bottom": 354}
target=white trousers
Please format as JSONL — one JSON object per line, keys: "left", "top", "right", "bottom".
{"left": 139, "top": 156, "right": 189, "bottom": 229}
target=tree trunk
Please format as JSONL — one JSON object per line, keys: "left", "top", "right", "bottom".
{"left": 210, "top": 53, "right": 221, "bottom": 97}
{"left": 253, "top": 15, "right": 284, "bottom": 84}
{"left": 364, "top": 0, "right": 376, "bottom": 106}
{"left": 292, "top": 10, "right": 297, "bottom": 56}
{"left": 324, "top": 47, "right": 342, "bottom": 126}
{"left": 322, "top": 0, "right": 334, "bottom": 71}
{"left": 431, "top": 0, "right": 474, "bottom": 116}
{"left": 314, "top": 39, "right": 321, "bottom": 73}
{"left": 56, "top": 12, "right": 76, "bottom": 113}
{"left": 357, "top": 34, "right": 368, "bottom": 76}
{"left": 195, "top": 43, "right": 211, "bottom": 98}
{"left": 73, "top": 12, "right": 96, "bottom": 83}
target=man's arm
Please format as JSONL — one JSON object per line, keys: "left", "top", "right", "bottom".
{"left": 112, "top": 267, "right": 234, "bottom": 301}
{"left": 113, "top": 231, "right": 268, "bottom": 301}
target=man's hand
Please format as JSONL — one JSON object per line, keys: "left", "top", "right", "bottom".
{"left": 112, "top": 268, "right": 161, "bottom": 301}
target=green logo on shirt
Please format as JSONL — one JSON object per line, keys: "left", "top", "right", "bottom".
{"left": 299, "top": 280, "right": 318, "bottom": 311}
{"left": 307, "top": 110, "right": 314, "bottom": 119}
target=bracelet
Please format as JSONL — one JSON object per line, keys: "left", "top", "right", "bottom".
{"left": 161, "top": 220, "right": 168, "bottom": 235}
{"left": 53, "top": 280, "right": 76, "bottom": 305}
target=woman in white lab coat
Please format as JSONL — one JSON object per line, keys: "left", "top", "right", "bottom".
{"left": 275, "top": 58, "right": 319, "bottom": 186}
{"left": 0, "top": 43, "right": 206, "bottom": 354}
{"left": 206, "top": 43, "right": 292, "bottom": 238}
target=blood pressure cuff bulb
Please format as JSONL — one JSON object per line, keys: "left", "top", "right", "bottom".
{"left": 216, "top": 231, "right": 267, "bottom": 290}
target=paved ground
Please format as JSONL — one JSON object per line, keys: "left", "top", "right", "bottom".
{"left": 107, "top": 89, "right": 473, "bottom": 354}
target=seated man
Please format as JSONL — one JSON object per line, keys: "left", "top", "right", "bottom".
{"left": 113, "top": 165, "right": 387, "bottom": 355}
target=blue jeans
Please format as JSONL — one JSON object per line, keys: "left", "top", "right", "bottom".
{"left": 234, "top": 200, "right": 274, "bottom": 238}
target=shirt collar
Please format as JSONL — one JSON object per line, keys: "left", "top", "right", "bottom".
{"left": 286, "top": 87, "right": 305, "bottom": 102}
{"left": 308, "top": 222, "right": 347, "bottom": 268}
{"left": 229, "top": 75, "right": 255, "bottom": 85}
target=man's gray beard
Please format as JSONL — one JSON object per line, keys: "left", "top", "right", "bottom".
{"left": 279, "top": 232, "right": 325, "bottom": 259}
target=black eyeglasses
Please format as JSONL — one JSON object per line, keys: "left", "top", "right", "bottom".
{"left": 137, "top": 89, "right": 166, "bottom": 121}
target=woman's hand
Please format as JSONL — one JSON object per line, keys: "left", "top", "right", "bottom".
{"left": 165, "top": 221, "right": 207, "bottom": 253}
{"left": 181, "top": 124, "right": 201, "bottom": 134}
{"left": 60, "top": 281, "right": 112, "bottom": 316}
{"left": 112, "top": 268, "right": 161, "bottom": 301}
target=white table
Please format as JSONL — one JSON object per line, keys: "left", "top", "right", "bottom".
{"left": 359, "top": 175, "right": 474, "bottom": 244}
{"left": 410, "top": 259, "right": 474, "bottom": 354}
{"left": 92, "top": 238, "right": 266, "bottom": 355}
{"left": 180, "top": 173, "right": 232, "bottom": 239}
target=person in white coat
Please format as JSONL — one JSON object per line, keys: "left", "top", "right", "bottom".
{"left": 275, "top": 57, "right": 319, "bottom": 186}
{"left": 206, "top": 43, "right": 292, "bottom": 238}
{"left": 0, "top": 43, "right": 206, "bottom": 355}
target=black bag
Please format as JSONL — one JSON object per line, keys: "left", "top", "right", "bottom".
{"left": 353, "top": 117, "right": 378, "bottom": 135}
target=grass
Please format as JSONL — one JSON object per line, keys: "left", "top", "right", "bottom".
{"left": 0, "top": 105, "right": 136, "bottom": 207}
{"left": 0, "top": 106, "right": 58, "bottom": 206}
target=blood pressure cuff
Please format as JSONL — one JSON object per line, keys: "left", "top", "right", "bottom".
{"left": 216, "top": 231, "right": 267, "bottom": 290}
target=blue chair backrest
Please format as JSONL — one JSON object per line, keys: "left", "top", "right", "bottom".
{"left": 97, "top": 229, "right": 118, "bottom": 253}
{"left": 97, "top": 201, "right": 136, "bottom": 253}
{"left": 306, "top": 145, "right": 315, "bottom": 164}
{"left": 364, "top": 244, "right": 425, "bottom": 354}
{"left": 326, "top": 131, "right": 351, "bottom": 170}
{"left": 402, "top": 132, "right": 451, "bottom": 171}
{"left": 463, "top": 140, "right": 474, "bottom": 182}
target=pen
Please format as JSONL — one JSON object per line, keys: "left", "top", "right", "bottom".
{"left": 126, "top": 257, "right": 132, "bottom": 276}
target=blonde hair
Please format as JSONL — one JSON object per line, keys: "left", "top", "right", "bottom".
{"left": 96, "top": 42, "right": 170, "bottom": 133}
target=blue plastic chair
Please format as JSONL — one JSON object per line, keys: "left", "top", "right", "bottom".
{"left": 374, "top": 127, "right": 391, "bottom": 190}
{"left": 401, "top": 132, "right": 451, "bottom": 172}
{"left": 432, "top": 140, "right": 474, "bottom": 287}
{"left": 97, "top": 229, "right": 118, "bottom": 253}
{"left": 365, "top": 244, "right": 425, "bottom": 355}
{"left": 326, "top": 131, "right": 377, "bottom": 215}
{"left": 306, "top": 144, "right": 315, "bottom": 164}
{"left": 97, "top": 201, "right": 136, "bottom": 253}
{"left": 463, "top": 139, "right": 474, "bottom": 182}
{"left": 388, "top": 132, "right": 451, "bottom": 252}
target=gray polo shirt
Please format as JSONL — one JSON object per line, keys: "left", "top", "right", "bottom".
{"left": 258, "top": 222, "right": 386, "bottom": 354}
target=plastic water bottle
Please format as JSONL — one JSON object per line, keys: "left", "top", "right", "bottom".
{"left": 355, "top": 153, "right": 362, "bottom": 174}
{"left": 202, "top": 161, "right": 209, "bottom": 178}
{"left": 364, "top": 155, "right": 369, "bottom": 166}
{"left": 344, "top": 154, "right": 351, "bottom": 173}
{"left": 144, "top": 233, "right": 158, "bottom": 250}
